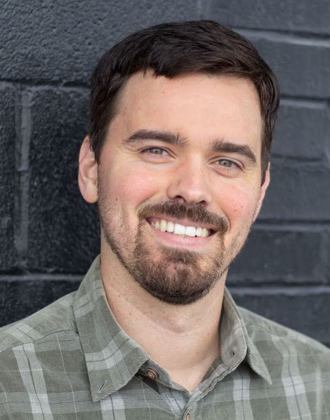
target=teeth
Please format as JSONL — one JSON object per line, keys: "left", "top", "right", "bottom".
{"left": 185, "top": 226, "right": 196, "bottom": 237}
{"left": 167, "top": 221, "right": 174, "bottom": 233}
{"left": 160, "top": 219, "right": 167, "bottom": 232}
{"left": 151, "top": 219, "right": 211, "bottom": 237}
{"left": 174, "top": 224, "right": 185, "bottom": 235}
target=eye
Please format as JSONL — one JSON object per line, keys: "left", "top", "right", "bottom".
{"left": 216, "top": 159, "right": 239, "bottom": 168}
{"left": 142, "top": 147, "right": 169, "bottom": 156}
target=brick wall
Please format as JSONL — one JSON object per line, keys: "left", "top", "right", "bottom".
{"left": 1, "top": 0, "right": 329, "bottom": 345}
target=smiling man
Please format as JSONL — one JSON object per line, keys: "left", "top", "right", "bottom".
{"left": 1, "top": 21, "right": 330, "bottom": 419}
{"left": 89, "top": 73, "right": 264, "bottom": 311}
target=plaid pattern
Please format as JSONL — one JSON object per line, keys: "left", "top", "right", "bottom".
{"left": 1, "top": 256, "right": 330, "bottom": 419}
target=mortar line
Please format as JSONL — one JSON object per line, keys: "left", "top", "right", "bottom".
{"left": 253, "top": 221, "right": 330, "bottom": 231}
{"left": 280, "top": 96, "right": 328, "bottom": 107}
{"left": 256, "top": 219, "right": 330, "bottom": 226}
{"left": 229, "top": 285, "right": 330, "bottom": 294}
{"left": 234, "top": 27, "right": 330, "bottom": 45}
{"left": 14, "top": 86, "right": 33, "bottom": 271}
{"left": 0, "top": 78, "right": 89, "bottom": 89}
{"left": 0, "top": 274, "right": 82, "bottom": 282}
{"left": 196, "top": 0, "right": 204, "bottom": 19}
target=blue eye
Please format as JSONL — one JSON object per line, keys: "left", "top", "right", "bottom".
{"left": 143, "top": 147, "right": 168, "bottom": 155}
{"left": 216, "top": 159, "right": 238, "bottom": 168}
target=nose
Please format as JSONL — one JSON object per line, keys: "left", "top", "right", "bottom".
{"left": 166, "top": 159, "right": 213, "bottom": 206}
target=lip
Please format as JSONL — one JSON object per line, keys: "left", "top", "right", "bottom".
{"left": 147, "top": 220, "right": 214, "bottom": 249}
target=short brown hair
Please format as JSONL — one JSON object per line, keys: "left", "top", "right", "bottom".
{"left": 89, "top": 20, "right": 279, "bottom": 183}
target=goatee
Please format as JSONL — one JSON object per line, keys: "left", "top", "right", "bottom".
{"left": 99, "top": 199, "right": 231, "bottom": 305}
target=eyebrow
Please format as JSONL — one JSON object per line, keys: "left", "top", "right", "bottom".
{"left": 124, "top": 130, "right": 188, "bottom": 147}
{"left": 124, "top": 129, "right": 257, "bottom": 163}
{"left": 211, "top": 139, "right": 257, "bottom": 164}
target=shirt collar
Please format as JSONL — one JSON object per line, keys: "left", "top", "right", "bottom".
{"left": 74, "top": 257, "right": 271, "bottom": 402}
{"left": 220, "top": 288, "right": 272, "bottom": 385}
{"left": 73, "top": 256, "right": 150, "bottom": 402}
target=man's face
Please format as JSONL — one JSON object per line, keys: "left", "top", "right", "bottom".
{"left": 95, "top": 72, "right": 268, "bottom": 305}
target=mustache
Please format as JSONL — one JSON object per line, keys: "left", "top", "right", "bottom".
{"left": 138, "top": 201, "right": 228, "bottom": 234}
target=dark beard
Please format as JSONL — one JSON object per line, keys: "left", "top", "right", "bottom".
{"left": 129, "top": 222, "right": 227, "bottom": 304}
{"left": 99, "top": 199, "right": 232, "bottom": 305}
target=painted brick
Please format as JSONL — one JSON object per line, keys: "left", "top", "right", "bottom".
{"left": 239, "top": 31, "right": 330, "bottom": 99}
{"left": 0, "top": 278, "right": 80, "bottom": 327}
{"left": 0, "top": 0, "right": 198, "bottom": 85}
{"left": 204, "top": 0, "right": 330, "bottom": 35}
{"left": 231, "top": 287, "right": 330, "bottom": 346}
{"left": 228, "top": 227, "right": 328, "bottom": 284}
{"left": 273, "top": 99, "right": 330, "bottom": 160}
{"left": 27, "top": 88, "right": 100, "bottom": 273}
{"left": 259, "top": 162, "right": 330, "bottom": 221}
{"left": 0, "top": 85, "right": 17, "bottom": 272}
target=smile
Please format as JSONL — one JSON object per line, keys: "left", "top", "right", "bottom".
{"left": 149, "top": 218, "right": 212, "bottom": 237}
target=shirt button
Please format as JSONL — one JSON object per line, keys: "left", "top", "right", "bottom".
{"left": 146, "top": 368, "right": 158, "bottom": 380}
{"left": 185, "top": 414, "right": 191, "bottom": 420}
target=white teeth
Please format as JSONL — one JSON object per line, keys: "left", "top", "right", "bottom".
{"left": 167, "top": 221, "right": 174, "bottom": 233}
{"left": 185, "top": 226, "right": 196, "bottom": 237}
{"left": 174, "top": 224, "right": 185, "bottom": 235}
{"left": 151, "top": 219, "right": 211, "bottom": 237}
{"left": 160, "top": 219, "right": 167, "bottom": 232}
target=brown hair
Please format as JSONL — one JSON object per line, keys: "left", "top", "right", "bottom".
{"left": 89, "top": 20, "right": 279, "bottom": 183}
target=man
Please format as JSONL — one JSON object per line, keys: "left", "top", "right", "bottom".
{"left": 0, "top": 20, "right": 329, "bottom": 419}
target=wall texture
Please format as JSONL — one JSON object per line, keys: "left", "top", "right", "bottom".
{"left": 1, "top": 0, "right": 329, "bottom": 345}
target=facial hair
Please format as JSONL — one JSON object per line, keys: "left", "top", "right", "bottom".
{"left": 98, "top": 176, "right": 252, "bottom": 305}
{"left": 129, "top": 202, "right": 229, "bottom": 304}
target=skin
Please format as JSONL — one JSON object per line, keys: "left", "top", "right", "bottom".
{"left": 78, "top": 72, "right": 270, "bottom": 392}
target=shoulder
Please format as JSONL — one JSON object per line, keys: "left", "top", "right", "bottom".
{"left": 239, "top": 305, "right": 330, "bottom": 361}
{"left": 0, "top": 292, "right": 92, "bottom": 416}
{"left": 0, "top": 291, "right": 78, "bottom": 354}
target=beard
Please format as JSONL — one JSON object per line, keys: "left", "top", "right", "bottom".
{"left": 98, "top": 188, "right": 248, "bottom": 305}
{"left": 129, "top": 229, "right": 225, "bottom": 305}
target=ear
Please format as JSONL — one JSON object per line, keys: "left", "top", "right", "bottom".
{"left": 78, "top": 136, "right": 98, "bottom": 203}
{"left": 253, "top": 163, "right": 270, "bottom": 223}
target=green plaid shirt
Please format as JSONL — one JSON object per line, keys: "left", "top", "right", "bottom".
{"left": 1, "top": 256, "right": 330, "bottom": 419}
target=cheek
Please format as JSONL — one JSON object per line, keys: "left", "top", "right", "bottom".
{"left": 108, "top": 164, "right": 165, "bottom": 213}
{"left": 220, "top": 183, "right": 260, "bottom": 224}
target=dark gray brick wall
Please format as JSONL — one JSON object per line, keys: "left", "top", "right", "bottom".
{"left": 27, "top": 88, "right": 99, "bottom": 273}
{"left": 0, "top": 0, "right": 198, "bottom": 85}
{"left": 0, "top": 85, "right": 17, "bottom": 272}
{"left": 0, "top": 1, "right": 329, "bottom": 347}
{"left": 239, "top": 31, "right": 330, "bottom": 99}
{"left": 230, "top": 226, "right": 329, "bottom": 285}
{"left": 260, "top": 163, "right": 330, "bottom": 221}
{"left": 273, "top": 99, "right": 330, "bottom": 160}
{"left": 204, "top": 0, "right": 330, "bottom": 35}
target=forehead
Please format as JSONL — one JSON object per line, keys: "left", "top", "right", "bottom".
{"left": 113, "top": 71, "right": 263, "bottom": 155}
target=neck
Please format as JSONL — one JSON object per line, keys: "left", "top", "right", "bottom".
{"left": 100, "top": 248, "right": 226, "bottom": 392}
